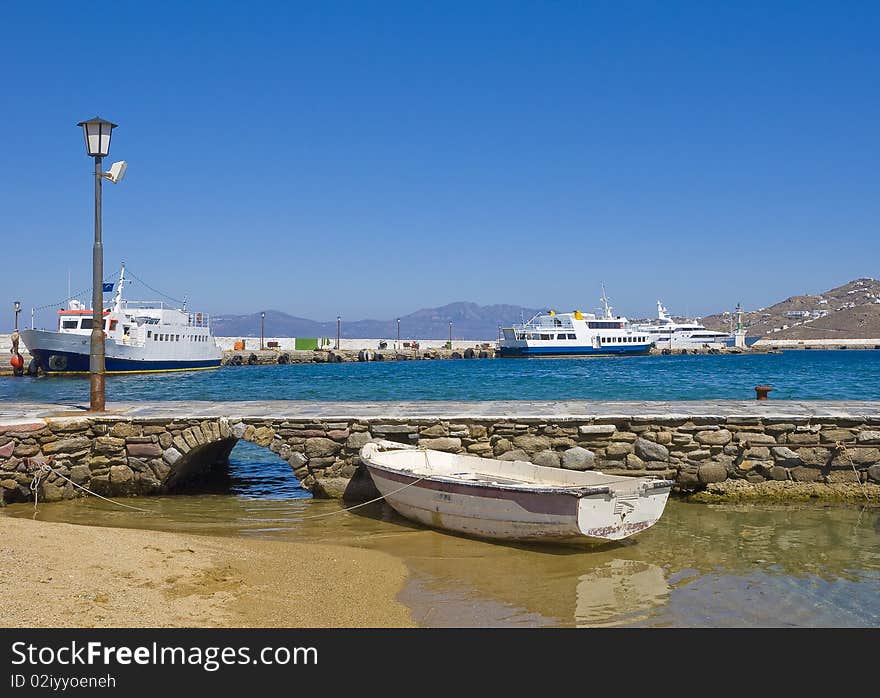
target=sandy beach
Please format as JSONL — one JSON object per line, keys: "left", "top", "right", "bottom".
{"left": 0, "top": 517, "right": 414, "bottom": 628}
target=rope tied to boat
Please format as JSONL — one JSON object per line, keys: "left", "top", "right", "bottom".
{"left": 24, "top": 455, "right": 157, "bottom": 515}
{"left": 833, "top": 441, "right": 871, "bottom": 503}
{"left": 21, "top": 450, "right": 426, "bottom": 522}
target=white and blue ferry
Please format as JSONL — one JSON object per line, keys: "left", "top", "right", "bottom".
{"left": 21, "top": 264, "right": 221, "bottom": 374}
{"left": 499, "top": 290, "right": 653, "bottom": 357}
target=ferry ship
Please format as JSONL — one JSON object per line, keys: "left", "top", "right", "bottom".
{"left": 633, "top": 301, "right": 732, "bottom": 347}
{"left": 20, "top": 264, "right": 221, "bottom": 374}
{"left": 499, "top": 290, "right": 653, "bottom": 357}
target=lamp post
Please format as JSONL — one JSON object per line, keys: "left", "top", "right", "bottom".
{"left": 260, "top": 312, "right": 265, "bottom": 350}
{"left": 336, "top": 316, "right": 341, "bottom": 350}
{"left": 13, "top": 301, "right": 21, "bottom": 332}
{"left": 448, "top": 321, "right": 453, "bottom": 348}
{"left": 396, "top": 318, "right": 400, "bottom": 349}
{"left": 77, "top": 116, "right": 117, "bottom": 412}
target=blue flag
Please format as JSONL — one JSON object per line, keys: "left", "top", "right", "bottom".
{"left": 102, "top": 283, "right": 114, "bottom": 292}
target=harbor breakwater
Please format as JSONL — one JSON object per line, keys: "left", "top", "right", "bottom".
{"left": 2, "top": 401, "right": 879, "bottom": 505}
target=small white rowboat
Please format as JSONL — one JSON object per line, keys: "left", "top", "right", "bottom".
{"left": 360, "top": 441, "right": 673, "bottom": 543}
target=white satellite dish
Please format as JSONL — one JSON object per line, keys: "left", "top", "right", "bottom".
{"left": 104, "top": 161, "right": 127, "bottom": 184}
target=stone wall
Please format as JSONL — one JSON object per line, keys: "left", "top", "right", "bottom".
{"left": 2, "top": 413, "right": 880, "bottom": 505}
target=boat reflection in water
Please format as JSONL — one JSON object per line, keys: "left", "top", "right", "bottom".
{"left": 574, "top": 559, "right": 670, "bottom": 627}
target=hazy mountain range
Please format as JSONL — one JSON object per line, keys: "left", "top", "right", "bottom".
{"left": 214, "top": 278, "right": 880, "bottom": 341}
{"left": 212, "top": 302, "right": 543, "bottom": 340}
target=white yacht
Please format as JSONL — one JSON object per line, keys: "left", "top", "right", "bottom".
{"left": 21, "top": 264, "right": 221, "bottom": 374}
{"left": 634, "top": 301, "right": 731, "bottom": 348}
{"left": 499, "top": 289, "right": 653, "bottom": 357}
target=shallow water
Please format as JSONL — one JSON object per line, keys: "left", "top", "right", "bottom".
{"left": 2, "top": 350, "right": 880, "bottom": 402}
{"left": 4, "top": 442, "right": 879, "bottom": 627}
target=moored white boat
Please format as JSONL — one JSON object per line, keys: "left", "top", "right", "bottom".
{"left": 360, "top": 441, "right": 673, "bottom": 543}
{"left": 498, "top": 287, "right": 653, "bottom": 357}
{"left": 20, "top": 263, "right": 221, "bottom": 375}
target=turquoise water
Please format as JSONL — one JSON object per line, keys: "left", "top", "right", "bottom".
{"left": 2, "top": 350, "right": 879, "bottom": 402}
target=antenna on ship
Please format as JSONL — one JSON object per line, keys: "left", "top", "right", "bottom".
{"left": 112, "top": 262, "right": 126, "bottom": 313}
{"left": 182, "top": 295, "right": 188, "bottom": 312}
{"left": 600, "top": 283, "right": 613, "bottom": 319}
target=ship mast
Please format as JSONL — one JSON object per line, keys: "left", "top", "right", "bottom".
{"left": 600, "top": 284, "right": 613, "bottom": 319}
{"left": 112, "top": 262, "right": 126, "bottom": 313}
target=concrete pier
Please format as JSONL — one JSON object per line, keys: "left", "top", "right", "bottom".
{"left": 2, "top": 400, "right": 880, "bottom": 505}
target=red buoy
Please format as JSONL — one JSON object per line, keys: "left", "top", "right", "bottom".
{"left": 10, "top": 352, "right": 24, "bottom": 370}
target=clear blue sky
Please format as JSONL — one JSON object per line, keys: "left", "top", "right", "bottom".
{"left": 2, "top": 1, "right": 878, "bottom": 327}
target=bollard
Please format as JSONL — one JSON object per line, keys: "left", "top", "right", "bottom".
{"left": 755, "top": 385, "right": 773, "bottom": 400}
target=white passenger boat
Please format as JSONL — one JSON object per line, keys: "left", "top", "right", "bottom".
{"left": 633, "top": 301, "right": 731, "bottom": 348}
{"left": 20, "top": 264, "right": 221, "bottom": 374}
{"left": 498, "top": 288, "right": 653, "bottom": 357}
{"left": 360, "top": 441, "right": 673, "bottom": 543}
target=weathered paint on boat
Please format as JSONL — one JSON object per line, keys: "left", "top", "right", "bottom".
{"left": 360, "top": 441, "right": 672, "bottom": 542}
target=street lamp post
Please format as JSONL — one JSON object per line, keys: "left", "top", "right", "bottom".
{"left": 396, "top": 318, "right": 400, "bottom": 349}
{"left": 77, "top": 116, "right": 118, "bottom": 412}
{"left": 448, "top": 321, "right": 453, "bottom": 348}
{"left": 13, "top": 301, "right": 21, "bottom": 332}
{"left": 336, "top": 316, "right": 341, "bottom": 350}
{"left": 260, "top": 312, "right": 265, "bottom": 350}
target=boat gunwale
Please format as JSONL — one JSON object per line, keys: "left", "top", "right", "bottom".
{"left": 361, "top": 445, "right": 674, "bottom": 499}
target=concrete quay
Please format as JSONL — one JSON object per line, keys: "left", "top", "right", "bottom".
{"left": 2, "top": 400, "right": 880, "bottom": 505}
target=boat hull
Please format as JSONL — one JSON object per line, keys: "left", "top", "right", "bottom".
{"left": 498, "top": 345, "right": 651, "bottom": 357}
{"left": 21, "top": 329, "right": 221, "bottom": 375}
{"left": 366, "top": 462, "right": 670, "bottom": 542}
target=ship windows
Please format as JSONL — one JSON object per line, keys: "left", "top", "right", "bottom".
{"left": 80, "top": 318, "right": 94, "bottom": 329}
{"left": 567, "top": 334, "right": 576, "bottom": 340}
{"left": 62, "top": 320, "right": 78, "bottom": 329}
{"left": 540, "top": 334, "right": 551, "bottom": 340}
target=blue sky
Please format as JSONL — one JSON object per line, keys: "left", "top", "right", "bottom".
{"left": 1, "top": 1, "right": 878, "bottom": 327}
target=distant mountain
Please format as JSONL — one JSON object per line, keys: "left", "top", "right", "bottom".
{"left": 700, "top": 278, "right": 880, "bottom": 339}
{"left": 212, "top": 302, "right": 544, "bottom": 340}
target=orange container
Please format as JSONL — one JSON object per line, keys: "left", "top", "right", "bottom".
{"left": 234, "top": 340, "right": 245, "bottom": 351}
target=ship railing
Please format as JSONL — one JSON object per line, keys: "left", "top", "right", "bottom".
{"left": 121, "top": 300, "right": 167, "bottom": 310}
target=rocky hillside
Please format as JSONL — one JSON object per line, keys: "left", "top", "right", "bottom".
{"left": 701, "top": 278, "right": 880, "bottom": 339}
{"left": 213, "top": 302, "right": 543, "bottom": 340}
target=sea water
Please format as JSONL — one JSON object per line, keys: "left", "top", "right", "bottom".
{"left": 2, "top": 349, "right": 880, "bottom": 403}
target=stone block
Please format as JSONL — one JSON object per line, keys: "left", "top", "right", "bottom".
{"left": 110, "top": 422, "right": 141, "bottom": 438}
{"left": 345, "top": 432, "right": 373, "bottom": 450}
{"left": 252, "top": 426, "right": 275, "bottom": 447}
{"left": 734, "top": 432, "right": 776, "bottom": 445}
{"left": 790, "top": 466, "right": 822, "bottom": 482}
{"left": 578, "top": 424, "right": 617, "bottom": 436}
{"left": 561, "top": 447, "right": 595, "bottom": 471}
{"left": 512, "top": 434, "right": 552, "bottom": 453}
{"left": 532, "top": 450, "right": 560, "bottom": 468}
{"left": 819, "top": 429, "right": 855, "bottom": 444}
{"left": 419, "top": 424, "right": 447, "bottom": 438}
{"left": 625, "top": 453, "right": 644, "bottom": 469}
{"left": 635, "top": 438, "right": 668, "bottom": 462}
{"left": 43, "top": 437, "right": 91, "bottom": 455}
{"left": 466, "top": 442, "right": 494, "bottom": 456}
{"left": 698, "top": 462, "right": 728, "bottom": 484}
{"left": 606, "top": 442, "right": 633, "bottom": 458}
{"left": 126, "top": 442, "right": 162, "bottom": 458}
{"left": 696, "top": 429, "right": 732, "bottom": 446}
{"left": 305, "top": 437, "right": 342, "bottom": 458}
{"left": 498, "top": 449, "right": 530, "bottom": 462}
{"left": 419, "top": 437, "right": 462, "bottom": 452}
{"left": 856, "top": 430, "right": 880, "bottom": 444}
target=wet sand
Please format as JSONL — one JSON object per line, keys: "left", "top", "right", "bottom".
{"left": 0, "top": 517, "right": 414, "bottom": 628}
